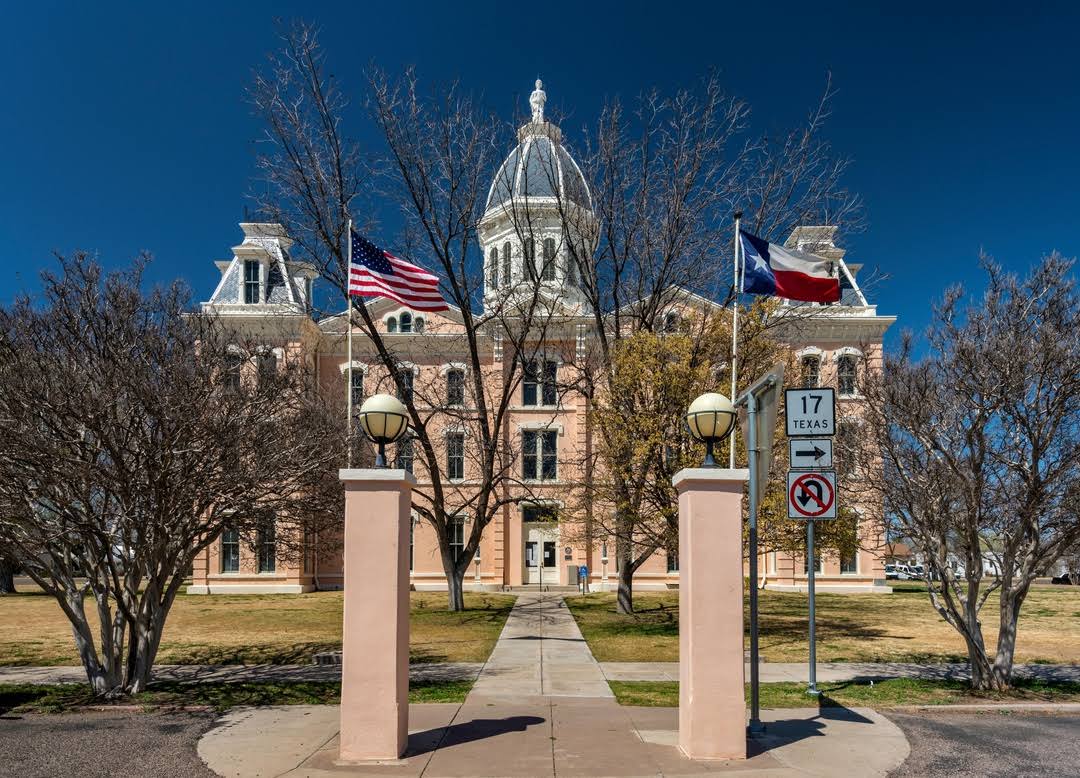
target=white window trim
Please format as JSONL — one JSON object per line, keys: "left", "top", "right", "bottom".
{"left": 832, "top": 346, "right": 864, "bottom": 362}
{"left": 338, "top": 360, "right": 369, "bottom": 374}
{"left": 518, "top": 422, "right": 564, "bottom": 436}
{"left": 796, "top": 346, "right": 825, "bottom": 360}
{"left": 439, "top": 362, "right": 468, "bottom": 376}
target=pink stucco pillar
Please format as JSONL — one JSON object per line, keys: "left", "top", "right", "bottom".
{"left": 338, "top": 468, "right": 414, "bottom": 763}
{"left": 675, "top": 467, "right": 749, "bottom": 761}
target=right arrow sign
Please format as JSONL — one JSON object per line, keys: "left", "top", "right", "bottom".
{"left": 789, "top": 438, "right": 833, "bottom": 470}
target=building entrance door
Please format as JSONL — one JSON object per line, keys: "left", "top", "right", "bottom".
{"left": 524, "top": 523, "right": 558, "bottom": 585}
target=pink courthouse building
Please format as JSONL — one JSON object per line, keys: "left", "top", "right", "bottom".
{"left": 190, "top": 86, "right": 895, "bottom": 596}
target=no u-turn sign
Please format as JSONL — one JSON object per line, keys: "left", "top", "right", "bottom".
{"left": 787, "top": 471, "right": 837, "bottom": 519}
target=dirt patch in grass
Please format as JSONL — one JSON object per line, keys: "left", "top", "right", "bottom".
{"left": 566, "top": 586, "right": 1080, "bottom": 664}
{"left": 0, "top": 678, "right": 473, "bottom": 714}
{"left": 608, "top": 678, "right": 1080, "bottom": 708}
{"left": 0, "top": 590, "right": 514, "bottom": 667}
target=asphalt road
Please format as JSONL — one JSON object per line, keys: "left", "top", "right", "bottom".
{"left": 889, "top": 712, "right": 1080, "bottom": 778}
{"left": 0, "top": 709, "right": 216, "bottom": 778}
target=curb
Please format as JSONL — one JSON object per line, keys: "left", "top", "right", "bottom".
{"left": 887, "top": 702, "right": 1080, "bottom": 714}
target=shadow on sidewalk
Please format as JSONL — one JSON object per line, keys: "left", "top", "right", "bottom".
{"left": 407, "top": 715, "right": 546, "bottom": 756}
{"left": 748, "top": 698, "right": 874, "bottom": 756}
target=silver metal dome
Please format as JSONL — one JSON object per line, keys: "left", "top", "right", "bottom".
{"left": 485, "top": 81, "right": 591, "bottom": 213}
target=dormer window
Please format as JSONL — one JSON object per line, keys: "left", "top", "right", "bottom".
{"left": 243, "top": 260, "right": 260, "bottom": 304}
{"left": 400, "top": 312, "right": 413, "bottom": 333}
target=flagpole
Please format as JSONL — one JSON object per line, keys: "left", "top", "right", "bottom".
{"left": 346, "top": 217, "right": 354, "bottom": 468}
{"left": 729, "top": 211, "right": 743, "bottom": 468}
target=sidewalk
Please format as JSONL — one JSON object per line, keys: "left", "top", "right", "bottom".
{"left": 6, "top": 657, "right": 1076, "bottom": 687}
{"left": 468, "top": 591, "right": 612, "bottom": 698}
{"left": 196, "top": 594, "right": 911, "bottom": 777}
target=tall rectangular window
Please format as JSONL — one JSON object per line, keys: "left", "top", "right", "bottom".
{"left": 257, "top": 518, "right": 276, "bottom": 574}
{"left": 396, "top": 366, "right": 414, "bottom": 404}
{"left": 450, "top": 516, "right": 465, "bottom": 563}
{"left": 502, "top": 243, "right": 511, "bottom": 286}
{"left": 244, "top": 260, "right": 260, "bottom": 304}
{"left": 837, "top": 355, "right": 858, "bottom": 395}
{"left": 447, "top": 432, "right": 465, "bottom": 480}
{"left": 224, "top": 352, "right": 243, "bottom": 393}
{"left": 522, "top": 430, "right": 557, "bottom": 481}
{"left": 409, "top": 519, "right": 415, "bottom": 571}
{"left": 841, "top": 551, "right": 858, "bottom": 574}
{"left": 666, "top": 549, "right": 679, "bottom": 573}
{"left": 447, "top": 368, "right": 465, "bottom": 406}
{"left": 804, "top": 554, "right": 822, "bottom": 575}
{"left": 220, "top": 528, "right": 240, "bottom": 573}
{"left": 542, "top": 237, "right": 557, "bottom": 280}
{"left": 522, "top": 359, "right": 557, "bottom": 406}
{"left": 396, "top": 436, "right": 414, "bottom": 474}
{"left": 257, "top": 351, "right": 276, "bottom": 388}
{"left": 349, "top": 368, "right": 364, "bottom": 412}
{"left": 801, "top": 355, "right": 820, "bottom": 388}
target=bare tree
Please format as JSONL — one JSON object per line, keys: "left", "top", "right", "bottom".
{"left": 0, "top": 255, "right": 343, "bottom": 695}
{"left": 251, "top": 23, "right": 563, "bottom": 610}
{"left": 855, "top": 254, "right": 1080, "bottom": 689}
{"left": 555, "top": 76, "right": 861, "bottom": 613}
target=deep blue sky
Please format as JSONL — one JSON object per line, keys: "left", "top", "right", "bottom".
{"left": 3, "top": 2, "right": 1078, "bottom": 346}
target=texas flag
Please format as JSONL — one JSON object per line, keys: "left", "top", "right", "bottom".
{"left": 739, "top": 230, "right": 841, "bottom": 304}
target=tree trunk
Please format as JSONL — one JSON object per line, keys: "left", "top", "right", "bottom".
{"left": 446, "top": 564, "right": 466, "bottom": 612}
{"left": 990, "top": 592, "right": 1023, "bottom": 690}
{"left": 616, "top": 561, "right": 635, "bottom": 615}
{"left": 0, "top": 557, "right": 15, "bottom": 594}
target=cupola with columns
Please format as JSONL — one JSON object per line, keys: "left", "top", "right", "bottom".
{"left": 479, "top": 79, "right": 596, "bottom": 313}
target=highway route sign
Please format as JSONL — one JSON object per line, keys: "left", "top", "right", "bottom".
{"left": 787, "top": 470, "right": 837, "bottom": 519}
{"left": 789, "top": 438, "right": 833, "bottom": 470}
{"left": 785, "top": 388, "right": 836, "bottom": 437}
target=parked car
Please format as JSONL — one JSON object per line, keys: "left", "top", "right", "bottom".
{"left": 884, "top": 564, "right": 899, "bottom": 579}
{"left": 908, "top": 564, "right": 926, "bottom": 580}
{"left": 1051, "top": 574, "right": 1073, "bottom": 585}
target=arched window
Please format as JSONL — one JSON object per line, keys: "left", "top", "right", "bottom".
{"left": 837, "top": 355, "right": 858, "bottom": 395}
{"left": 524, "top": 238, "right": 536, "bottom": 279}
{"left": 663, "top": 311, "right": 679, "bottom": 333}
{"left": 542, "top": 238, "right": 556, "bottom": 280}
{"left": 414, "top": 316, "right": 425, "bottom": 333}
{"left": 400, "top": 312, "right": 413, "bottom": 334}
{"left": 489, "top": 248, "right": 499, "bottom": 288}
{"left": 502, "top": 242, "right": 512, "bottom": 286}
{"left": 386, "top": 316, "right": 398, "bottom": 333}
{"left": 801, "top": 355, "right": 821, "bottom": 388}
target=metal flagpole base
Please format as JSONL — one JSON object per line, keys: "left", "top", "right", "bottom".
{"left": 747, "top": 719, "right": 766, "bottom": 736}
{"left": 806, "top": 685, "right": 821, "bottom": 696}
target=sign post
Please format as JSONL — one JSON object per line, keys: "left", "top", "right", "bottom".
{"left": 735, "top": 363, "right": 785, "bottom": 736}
{"left": 784, "top": 387, "right": 837, "bottom": 697}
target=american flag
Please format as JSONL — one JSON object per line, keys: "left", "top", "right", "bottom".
{"left": 348, "top": 229, "right": 449, "bottom": 312}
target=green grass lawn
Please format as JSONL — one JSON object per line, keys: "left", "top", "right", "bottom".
{"left": 0, "top": 590, "right": 515, "bottom": 666}
{"left": 0, "top": 678, "right": 473, "bottom": 715}
{"left": 608, "top": 678, "right": 1080, "bottom": 708}
{"left": 566, "top": 585, "right": 1080, "bottom": 664}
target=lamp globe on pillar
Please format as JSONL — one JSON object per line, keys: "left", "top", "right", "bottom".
{"left": 356, "top": 393, "right": 410, "bottom": 467}
{"left": 685, "top": 392, "right": 737, "bottom": 467}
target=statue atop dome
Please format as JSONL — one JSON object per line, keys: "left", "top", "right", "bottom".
{"left": 529, "top": 79, "right": 546, "bottom": 123}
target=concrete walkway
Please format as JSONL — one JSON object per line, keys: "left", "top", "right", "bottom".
{"left": 469, "top": 591, "right": 613, "bottom": 699}
{"left": 196, "top": 594, "right": 911, "bottom": 776}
